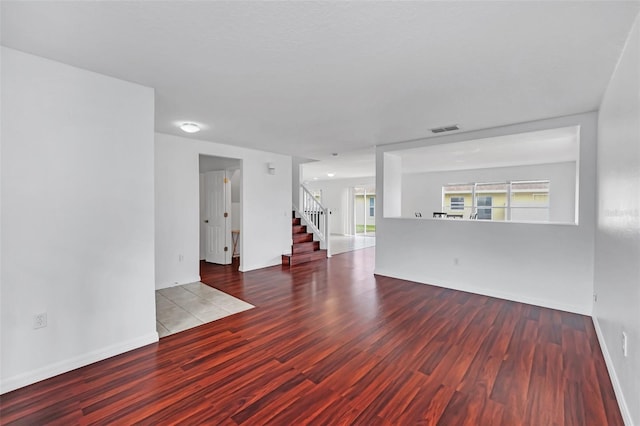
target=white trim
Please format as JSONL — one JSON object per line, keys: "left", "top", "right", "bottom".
{"left": 239, "top": 259, "right": 282, "bottom": 272}
{"left": 373, "top": 268, "right": 590, "bottom": 315}
{"left": 593, "top": 317, "right": 634, "bottom": 426}
{"left": 0, "top": 332, "right": 159, "bottom": 395}
{"left": 156, "top": 275, "right": 202, "bottom": 290}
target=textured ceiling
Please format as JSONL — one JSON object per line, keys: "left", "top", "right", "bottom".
{"left": 2, "top": 1, "right": 638, "bottom": 169}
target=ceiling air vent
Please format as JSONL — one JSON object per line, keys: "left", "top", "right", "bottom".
{"left": 431, "top": 124, "right": 459, "bottom": 134}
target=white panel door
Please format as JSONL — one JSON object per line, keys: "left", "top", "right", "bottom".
{"left": 205, "top": 171, "right": 231, "bottom": 264}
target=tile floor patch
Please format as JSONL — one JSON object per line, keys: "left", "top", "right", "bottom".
{"left": 329, "top": 234, "right": 376, "bottom": 255}
{"left": 156, "top": 282, "right": 254, "bottom": 337}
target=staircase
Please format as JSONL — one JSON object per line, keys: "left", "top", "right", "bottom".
{"left": 282, "top": 214, "right": 327, "bottom": 266}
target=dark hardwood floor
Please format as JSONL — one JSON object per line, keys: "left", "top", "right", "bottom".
{"left": 0, "top": 248, "right": 623, "bottom": 425}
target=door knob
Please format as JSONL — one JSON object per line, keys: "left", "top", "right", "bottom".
{"left": 204, "top": 220, "right": 209, "bottom": 223}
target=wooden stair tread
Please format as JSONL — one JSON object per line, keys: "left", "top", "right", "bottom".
{"left": 292, "top": 241, "right": 320, "bottom": 254}
{"left": 293, "top": 233, "right": 314, "bottom": 243}
{"left": 284, "top": 212, "right": 326, "bottom": 267}
{"left": 292, "top": 225, "right": 307, "bottom": 234}
{"left": 282, "top": 250, "right": 327, "bottom": 266}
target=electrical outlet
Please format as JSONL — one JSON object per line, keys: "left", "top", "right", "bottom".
{"left": 622, "top": 332, "right": 628, "bottom": 357}
{"left": 33, "top": 313, "right": 47, "bottom": 329}
{"left": 453, "top": 257, "right": 459, "bottom": 266}
{"left": 178, "top": 254, "right": 184, "bottom": 262}
{"left": 593, "top": 293, "right": 598, "bottom": 303}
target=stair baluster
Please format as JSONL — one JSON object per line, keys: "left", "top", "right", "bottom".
{"left": 282, "top": 185, "right": 330, "bottom": 266}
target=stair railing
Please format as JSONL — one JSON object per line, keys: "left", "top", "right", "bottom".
{"left": 295, "top": 184, "right": 331, "bottom": 257}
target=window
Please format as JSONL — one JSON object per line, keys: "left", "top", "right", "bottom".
{"left": 369, "top": 197, "right": 375, "bottom": 217}
{"left": 476, "top": 196, "right": 493, "bottom": 220}
{"left": 382, "top": 125, "right": 578, "bottom": 223}
{"left": 442, "top": 184, "right": 473, "bottom": 217}
{"left": 442, "top": 180, "right": 550, "bottom": 222}
{"left": 450, "top": 197, "right": 464, "bottom": 210}
{"left": 475, "top": 182, "right": 506, "bottom": 221}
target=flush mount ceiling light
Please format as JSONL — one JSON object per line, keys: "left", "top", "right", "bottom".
{"left": 179, "top": 122, "right": 201, "bottom": 133}
{"left": 327, "top": 173, "right": 335, "bottom": 177}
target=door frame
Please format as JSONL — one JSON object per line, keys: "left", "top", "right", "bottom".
{"left": 199, "top": 155, "right": 242, "bottom": 268}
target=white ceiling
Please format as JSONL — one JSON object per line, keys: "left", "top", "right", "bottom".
{"left": 392, "top": 126, "right": 579, "bottom": 174}
{"left": 301, "top": 148, "right": 376, "bottom": 181}
{"left": 2, "top": 1, "right": 638, "bottom": 171}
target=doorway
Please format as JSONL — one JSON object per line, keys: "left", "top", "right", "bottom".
{"left": 353, "top": 186, "right": 376, "bottom": 236}
{"left": 199, "top": 155, "right": 242, "bottom": 265}
{"left": 322, "top": 185, "right": 376, "bottom": 255}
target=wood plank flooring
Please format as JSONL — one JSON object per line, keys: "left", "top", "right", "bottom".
{"left": 0, "top": 248, "right": 623, "bottom": 425}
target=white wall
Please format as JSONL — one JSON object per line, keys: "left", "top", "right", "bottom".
{"left": 292, "top": 157, "right": 308, "bottom": 210}
{"left": 594, "top": 14, "right": 640, "bottom": 426}
{"left": 305, "top": 176, "right": 375, "bottom": 235}
{"left": 383, "top": 153, "right": 402, "bottom": 217}
{"left": 401, "top": 162, "right": 576, "bottom": 224}
{"left": 0, "top": 48, "right": 157, "bottom": 393}
{"left": 155, "top": 133, "right": 291, "bottom": 289}
{"left": 376, "top": 112, "right": 597, "bottom": 315}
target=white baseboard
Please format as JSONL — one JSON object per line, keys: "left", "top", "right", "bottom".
{"left": 373, "top": 268, "right": 590, "bottom": 315}
{"left": 373, "top": 269, "right": 632, "bottom": 424}
{"left": 240, "top": 259, "right": 281, "bottom": 273}
{"left": 0, "top": 332, "right": 159, "bottom": 395}
{"left": 156, "top": 275, "right": 202, "bottom": 290}
{"left": 593, "top": 317, "right": 633, "bottom": 426}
